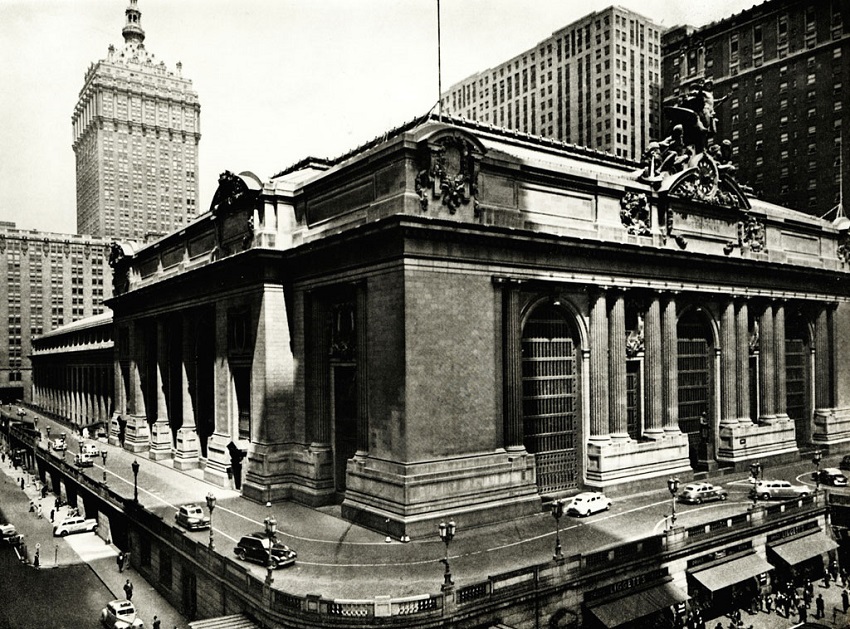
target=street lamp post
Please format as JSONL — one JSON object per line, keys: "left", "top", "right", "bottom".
{"left": 46, "top": 427, "right": 51, "bottom": 442}
{"left": 749, "top": 461, "right": 762, "bottom": 507}
{"left": 438, "top": 520, "right": 457, "bottom": 590}
{"left": 551, "top": 499, "right": 565, "bottom": 561}
{"left": 100, "top": 449, "right": 108, "bottom": 486}
{"left": 205, "top": 492, "right": 216, "bottom": 550}
{"left": 813, "top": 450, "right": 823, "bottom": 493}
{"left": 667, "top": 478, "right": 680, "bottom": 530}
{"left": 131, "top": 460, "right": 140, "bottom": 503}
{"left": 264, "top": 502, "right": 277, "bottom": 584}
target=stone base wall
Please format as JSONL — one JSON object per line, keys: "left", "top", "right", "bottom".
{"left": 717, "top": 419, "right": 799, "bottom": 465}
{"left": 585, "top": 433, "right": 692, "bottom": 493}
{"left": 813, "top": 407, "right": 850, "bottom": 450}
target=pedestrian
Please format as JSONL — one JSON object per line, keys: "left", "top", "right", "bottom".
{"left": 765, "top": 593, "right": 773, "bottom": 614}
{"left": 825, "top": 572, "right": 832, "bottom": 588}
{"left": 19, "top": 478, "right": 23, "bottom": 490}
{"left": 816, "top": 593, "right": 825, "bottom": 618}
{"left": 123, "top": 579, "right": 133, "bottom": 600}
{"left": 152, "top": 616, "right": 161, "bottom": 629}
{"left": 49, "top": 509, "right": 54, "bottom": 522}
{"left": 123, "top": 551, "right": 131, "bottom": 571}
{"left": 843, "top": 588, "right": 849, "bottom": 613}
{"left": 117, "top": 552, "right": 124, "bottom": 573}
{"left": 804, "top": 587, "right": 812, "bottom": 608}
{"left": 28, "top": 501, "right": 34, "bottom": 513}
{"left": 799, "top": 603, "right": 807, "bottom": 623}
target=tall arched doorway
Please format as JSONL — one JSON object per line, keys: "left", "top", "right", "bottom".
{"left": 786, "top": 310, "right": 812, "bottom": 446}
{"left": 521, "top": 304, "right": 580, "bottom": 493}
{"left": 677, "top": 309, "right": 713, "bottom": 468}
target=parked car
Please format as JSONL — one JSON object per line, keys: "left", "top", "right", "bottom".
{"left": 74, "top": 453, "right": 94, "bottom": 468}
{"left": 564, "top": 492, "right": 612, "bottom": 517}
{"left": 100, "top": 599, "right": 144, "bottom": 628}
{"left": 813, "top": 468, "right": 848, "bottom": 487}
{"left": 678, "top": 482, "right": 728, "bottom": 504}
{"left": 53, "top": 516, "right": 98, "bottom": 537}
{"left": 80, "top": 442, "right": 100, "bottom": 456}
{"left": 51, "top": 438, "right": 67, "bottom": 451}
{"left": 175, "top": 504, "right": 210, "bottom": 531}
{"left": 750, "top": 480, "right": 810, "bottom": 501}
{"left": 234, "top": 533, "right": 297, "bottom": 569}
{"left": 0, "top": 523, "right": 17, "bottom": 541}
{"left": 839, "top": 455, "right": 850, "bottom": 471}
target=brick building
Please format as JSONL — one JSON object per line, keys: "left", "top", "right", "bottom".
{"left": 662, "top": 0, "right": 850, "bottom": 217}
{"left": 0, "top": 223, "right": 111, "bottom": 402}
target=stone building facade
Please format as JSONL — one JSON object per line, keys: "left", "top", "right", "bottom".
{"left": 100, "top": 114, "right": 850, "bottom": 535}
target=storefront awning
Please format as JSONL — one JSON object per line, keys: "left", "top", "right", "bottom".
{"left": 588, "top": 582, "right": 689, "bottom": 628}
{"left": 690, "top": 554, "right": 773, "bottom": 592}
{"left": 771, "top": 533, "right": 839, "bottom": 566}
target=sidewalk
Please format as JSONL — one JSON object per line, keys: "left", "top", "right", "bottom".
{"left": 0, "top": 451, "right": 187, "bottom": 629}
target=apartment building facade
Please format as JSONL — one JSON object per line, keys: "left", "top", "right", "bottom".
{"left": 662, "top": 0, "right": 849, "bottom": 217}
{"left": 0, "top": 223, "right": 111, "bottom": 402}
{"left": 441, "top": 6, "right": 663, "bottom": 160}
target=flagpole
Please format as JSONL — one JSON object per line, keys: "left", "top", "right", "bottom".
{"left": 437, "top": 0, "right": 443, "bottom": 121}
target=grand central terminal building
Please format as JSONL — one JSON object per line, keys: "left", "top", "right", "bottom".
{"left": 31, "top": 114, "right": 850, "bottom": 536}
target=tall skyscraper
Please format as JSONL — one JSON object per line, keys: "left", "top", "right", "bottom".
{"left": 662, "top": 0, "right": 849, "bottom": 217}
{"left": 72, "top": 0, "right": 201, "bottom": 240}
{"left": 440, "top": 6, "right": 663, "bottom": 160}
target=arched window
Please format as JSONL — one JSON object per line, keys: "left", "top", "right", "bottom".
{"left": 522, "top": 304, "right": 579, "bottom": 493}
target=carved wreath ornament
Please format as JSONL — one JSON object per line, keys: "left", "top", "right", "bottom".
{"left": 415, "top": 135, "right": 481, "bottom": 216}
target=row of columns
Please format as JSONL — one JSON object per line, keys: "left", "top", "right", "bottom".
{"left": 501, "top": 280, "right": 838, "bottom": 451}
{"left": 33, "top": 363, "right": 113, "bottom": 429}
{"left": 587, "top": 289, "right": 681, "bottom": 444}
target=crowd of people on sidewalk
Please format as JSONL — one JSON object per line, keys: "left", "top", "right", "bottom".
{"left": 676, "top": 560, "right": 850, "bottom": 629}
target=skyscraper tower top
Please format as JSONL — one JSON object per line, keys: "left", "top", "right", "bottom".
{"left": 122, "top": 0, "right": 145, "bottom": 46}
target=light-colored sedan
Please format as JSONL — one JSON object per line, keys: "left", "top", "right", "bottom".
{"left": 750, "top": 480, "right": 810, "bottom": 501}
{"left": 565, "top": 492, "right": 612, "bottom": 517}
{"left": 100, "top": 599, "right": 144, "bottom": 628}
{"left": 51, "top": 438, "right": 67, "bottom": 451}
{"left": 678, "top": 482, "right": 728, "bottom": 504}
{"left": 53, "top": 516, "right": 98, "bottom": 537}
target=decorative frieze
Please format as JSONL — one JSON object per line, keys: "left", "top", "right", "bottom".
{"left": 415, "top": 133, "right": 482, "bottom": 216}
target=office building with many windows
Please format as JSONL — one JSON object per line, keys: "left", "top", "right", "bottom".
{"left": 662, "top": 0, "right": 849, "bottom": 217}
{"left": 72, "top": 0, "right": 201, "bottom": 240}
{"left": 440, "top": 6, "right": 663, "bottom": 160}
{"left": 0, "top": 223, "right": 111, "bottom": 402}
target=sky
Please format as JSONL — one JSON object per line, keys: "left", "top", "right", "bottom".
{"left": 0, "top": 0, "right": 762, "bottom": 235}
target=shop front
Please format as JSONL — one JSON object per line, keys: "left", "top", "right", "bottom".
{"left": 584, "top": 569, "right": 690, "bottom": 629}
{"left": 767, "top": 526, "right": 838, "bottom": 587}
{"left": 687, "top": 551, "right": 772, "bottom": 618}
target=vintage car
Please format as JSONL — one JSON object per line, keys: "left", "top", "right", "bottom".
{"left": 234, "top": 533, "right": 297, "bottom": 569}
{"left": 100, "top": 599, "right": 144, "bottom": 628}
{"left": 678, "top": 482, "right": 728, "bottom": 504}
{"left": 53, "top": 516, "right": 98, "bottom": 537}
{"left": 564, "top": 492, "right": 612, "bottom": 517}
{"left": 175, "top": 504, "right": 211, "bottom": 531}
{"left": 814, "top": 468, "right": 848, "bottom": 487}
{"left": 750, "top": 480, "right": 810, "bottom": 500}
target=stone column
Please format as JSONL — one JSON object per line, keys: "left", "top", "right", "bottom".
{"left": 149, "top": 318, "right": 173, "bottom": 460}
{"left": 174, "top": 312, "right": 200, "bottom": 470}
{"left": 773, "top": 301, "right": 789, "bottom": 420}
{"left": 720, "top": 299, "right": 738, "bottom": 426}
{"left": 644, "top": 293, "right": 664, "bottom": 438}
{"left": 355, "top": 282, "right": 370, "bottom": 455}
{"left": 758, "top": 303, "right": 776, "bottom": 423}
{"left": 735, "top": 300, "right": 752, "bottom": 423}
{"left": 609, "top": 291, "right": 629, "bottom": 441}
{"left": 662, "top": 294, "right": 680, "bottom": 433}
{"left": 589, "top": 288, "right": 611, "bottom": 444}
{"left": 501, "top": 279, "right": 525, "bottom": 451}
{"left": 814, "top": 305, "right": 832, "bottom": 410}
